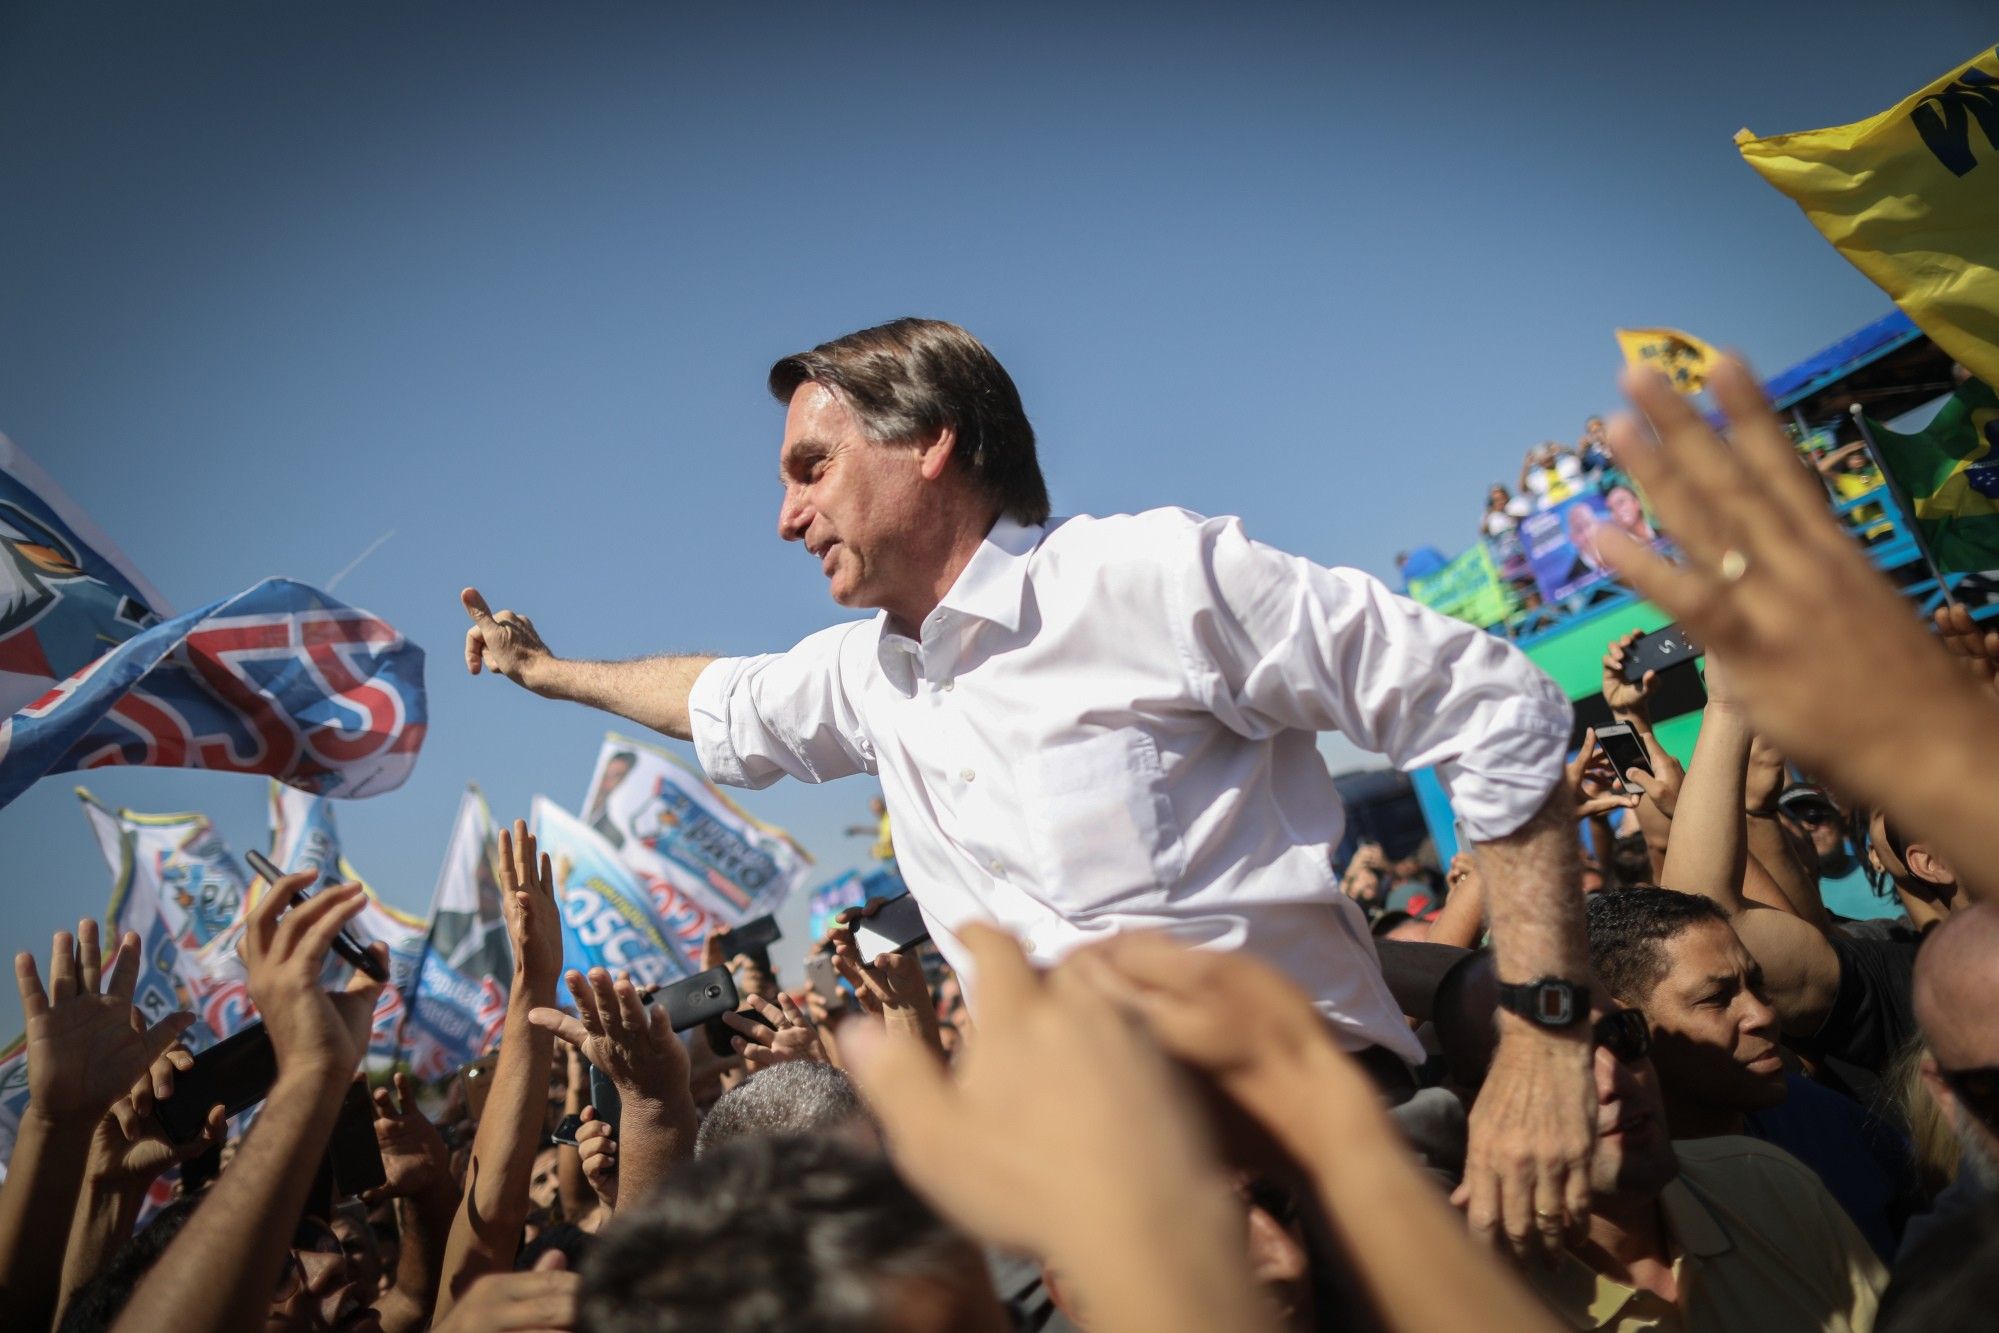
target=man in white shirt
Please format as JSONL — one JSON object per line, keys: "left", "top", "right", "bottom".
{"left": 462, "top": 318, "right": 1596, "bottom": 1259}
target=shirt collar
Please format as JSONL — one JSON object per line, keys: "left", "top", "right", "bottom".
{"left": 1528, "top": 1181, "right": 1732, "bottom": 1329}
{"left": 934, "top": 515, "right": 1042, "bottom": 633}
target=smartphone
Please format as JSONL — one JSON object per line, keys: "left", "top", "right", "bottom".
{"left": 651, "top": 966, "right": 740, "bottom": 1032}
{"left": 716, "top": 914, "right": 782, "bottom": 956}
{"left": 244, "top": 849, "right": 390, "bottom": 982}
{"left": 705, "top": 1004, "right": 779, "bottom": 1058}
{"left": 852, "top": 894, "right": 929, "bottom": 958}
{"left": 804, "top": 954, "right": 846, "bottom": 1010}
{"left": 1593, "top": 723, "right": 1655, "bottom": 794}
{"left": 587, "top": 1067, "right": 622, "bottom": 1133}
{"left": 460, "top": 1053, "right": 499, "bottom": 1120}
{"left": 552, "top": 1112, "right": 586, "bottom": 1148}
{"left": 1620, "top": 625, "right": 1702, "bottom": 683}
{"left": 328, "top": 1080, "right": 387, "bottom": 1199}
{"left": 155, "top": 1023, "right": 279, "bottom": 1143}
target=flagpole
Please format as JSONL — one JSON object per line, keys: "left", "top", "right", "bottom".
{"left": 1850, "top": 404, "right": 1960, "bottom": 610}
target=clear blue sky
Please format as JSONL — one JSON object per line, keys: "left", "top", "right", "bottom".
{"left": 1, "top": 0, "right": 1989, "bottom": 1036}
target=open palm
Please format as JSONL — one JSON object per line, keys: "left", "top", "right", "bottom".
{"left": 17, "top": 924, "right": 191, "bottom": 1121}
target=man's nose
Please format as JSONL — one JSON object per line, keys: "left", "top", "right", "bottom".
{"left": 1742, "top": 990, "right": 1780, "bottom": 1036}
{"left": 778, "top": 488, "right": 810, "bottom": 543}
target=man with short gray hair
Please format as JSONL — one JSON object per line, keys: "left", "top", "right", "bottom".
{"left": 694, "top": 1061, "right": 876, "bottom": 1158}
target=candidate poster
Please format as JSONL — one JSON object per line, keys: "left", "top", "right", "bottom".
{"left": 532, "top": 795, "right": 690, "bottom": 989}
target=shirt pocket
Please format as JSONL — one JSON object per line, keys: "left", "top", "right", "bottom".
{"left": 1022, "top": 728, "right": 1183, "bottom": 912}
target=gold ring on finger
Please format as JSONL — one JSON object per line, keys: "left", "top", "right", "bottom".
{"left": 1717, "top": 549, "right": 1749, "bottom": 583}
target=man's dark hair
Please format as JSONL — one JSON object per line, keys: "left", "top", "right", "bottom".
{"left": 579, "top": 1135, "right": 979, "bottom": 1333}
{"left": 1586, "top": 887, "right": 1730, "bottom": 1003}
{"left": 57, "top": 1195, "right": 202, "bottom": 1332}
{"left": 768, "top": 319, "right": 1050, "bottom": 525}
{"left": 694, "top": 1060, "right": 870, "bottom": 1158}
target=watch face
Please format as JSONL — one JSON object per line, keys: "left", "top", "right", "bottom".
{"left": 1536, "top": 984, "right": 1575, "bottom": 1026}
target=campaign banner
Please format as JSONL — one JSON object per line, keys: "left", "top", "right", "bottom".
{"left": 806, "top": 864, "right": 908, "bottom": 942}
{"left": 79, "top": 791, "right": 258, "bottom": 1050}
{"left": 532, "top": 796, "right": 690, "bottom": 988}
{"left": 1520, "top": 487, "right": 1622, "bottom": 604}
{"left": 581, "top": 733, "right": 812, "bottom": 934}
{"left": 0, "top": 434, "right": 171, "bottom": 718}
{"left": 1405, "top": 543, "right": 1516, "bottom": 629}
{"left": 268, "top": 784, "right": 429, "bottom": 1071}
{"left": 0, "top": 577, "right": 426, "bottom": 811}
{"left": 400, "top": 788, "right": 512, "bottom": 1080}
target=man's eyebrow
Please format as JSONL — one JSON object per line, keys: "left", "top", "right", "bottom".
{"left": 779, "top": 438, "right": 828, "bottom": 480}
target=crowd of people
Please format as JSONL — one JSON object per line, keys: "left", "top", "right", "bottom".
{"left": 6, "top": 336, "right": 1999, "bottom": 1333}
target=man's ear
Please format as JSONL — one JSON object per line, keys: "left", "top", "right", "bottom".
{"left": 916, "top": 425, "right": 958, "bottom": 482}
{"left": 1906, "top": 843, "right": 1956, "bottom": 889}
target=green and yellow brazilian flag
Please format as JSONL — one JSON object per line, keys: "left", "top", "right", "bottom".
{"left": 1865, "top": 378, "right": 1999, "bottom": 574}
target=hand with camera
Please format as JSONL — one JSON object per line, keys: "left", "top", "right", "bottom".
{"left": 1601, "top": 629, "right": 1658, "bottom": 724}
{"left": 828, "top": 902, "right": 943, "bottom": 1055}
{"left": 1565, "top": 728, "right": 1639, "bottom": 822}
{"left": 243, "top": 873, "right": 388, "bottom": 1086}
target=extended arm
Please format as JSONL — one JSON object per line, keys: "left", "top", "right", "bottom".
{"left": 436, "top": 822, "right": 562, "bottom": 1317}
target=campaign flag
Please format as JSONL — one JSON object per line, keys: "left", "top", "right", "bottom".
{"left": 1614, "top": 328, "right": 1719, "bottom": 394}
{"left": 1406, "top": 544, "right": 1516, "bottom": 629}
{"left": 805, "top": 864, "right": 908, "bottom": 942}
{"left": 399, "top": 788, "right": 512, "bottom": 1080}
{"left": 268, "top": 783, "right": 429, "bottom": 1071}
{"left": 0, "top": 1036, "right": 25, "bottom": 1179}
{"left": 0, "top": 435, "right": 172, "bottom": 718}
{"left": 580, "top": 733, "right": 812, "bottom": 968}
{"left": 532, "top": 796, "right": 689, "bottom": 988}
{"left": 0, "top": 577, "right": 426, "bottom": 811}
{"left": 79, "top": 790, "right": 259, "bottom": 1050}
{"left": 1737, "top": 46, "right": 1999, "bottom": 388}
{"left": 1864, "top": 378, "right": 1999, "bottom": 574}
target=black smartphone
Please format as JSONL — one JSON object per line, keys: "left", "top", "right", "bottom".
{"left": 1620, "top": 625, "right": 1701, "bottom": 683}
{"left": 587, "top": 1067, "right": 622, "bottom": 1133}
{"left": 328, "top": 1080, "right": 387, "bottom": 1199}
{"left": 715, "top": 914, "right": 781, "bottom": 956}
{"left": 852, "top": 895, "right": 929, "bottom": 958}
{"left": 244, "top": 849, "right": 390, "bottom": 982}
{"left": 155, "top": 1023, "right": 279, "bottom": 1143}
{"left": 705, "top": 1004, "right": 779, "bottom": 1058}
{"left": 1593, "top": 723, "right": 1654, "bottom": 794}
{"left": 552, "top": 1112, "right": 586, "bottom": 1148}
{"left": 804, "top": 954, "right": 846, "bottom": 1011}
{"left": 650, "top": 966, "right": 740, "bottom": 1032}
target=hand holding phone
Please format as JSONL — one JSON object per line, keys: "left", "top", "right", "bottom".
{"left": 650, "top": 966, "right": 741, "bottom": 1032}
{"left": 1620, "top": 625, "right": 1701, "bottom": 684}
{"left": 850, "top": 895, "right": 929, "bottom": 959}
{"left": 715, "top": 914, "right": 782, "bottom": 957}
{"left": 244, "top": 849, "right": 390, "bottom": 982}
{"left": 1593, "top": 723, "right": 1654, "bottom": 795}
{"left": 155, "top": 1023, "right": 279, "bottom": 1143}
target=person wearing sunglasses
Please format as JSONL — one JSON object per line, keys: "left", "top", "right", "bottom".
{"left": 1438, "top": 948, "right": 1885, "bottom": 1332}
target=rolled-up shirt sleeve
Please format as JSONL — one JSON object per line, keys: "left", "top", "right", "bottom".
{"left": 1170, "top": 515, "right": 1572, "bottom": 841}
{"left": 688, "top": 621, "right": 877, "bottom": 790}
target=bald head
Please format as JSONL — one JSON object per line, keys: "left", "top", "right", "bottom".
{"left": 1914, "top": 904, "right": 1999, "bottom": 1070}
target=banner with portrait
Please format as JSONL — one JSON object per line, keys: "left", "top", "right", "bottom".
{"left": 1519, "top": 480, "right": 1664, "bottom": 604}
{"left": 580, "top": 733, "right": 813, "bottom": 938}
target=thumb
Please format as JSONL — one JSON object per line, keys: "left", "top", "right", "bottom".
{"left": 1623, "top": 769, "right": 1652, "bottom": 797}
{"left": 839, "top": 1018, "right": 955, "bottom": 1153}
{"left": 532, "top": 1248, "right": 568, "bottom": 1272}
{"left": 461, "top": 587, "right": 498, "bottom": 626}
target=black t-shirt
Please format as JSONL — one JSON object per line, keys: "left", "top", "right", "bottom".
{"left": 1796, "top": 928, "right": 1922, "bottom": 1103}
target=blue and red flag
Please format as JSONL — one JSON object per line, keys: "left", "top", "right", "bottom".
{"left": 0, "top": 577, "right": 426, "bottom": 809}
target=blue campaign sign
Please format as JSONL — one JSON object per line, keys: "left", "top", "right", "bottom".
{"left": 1520, "top": 488, "right": 1621, "bottom": 604}
{"left": 532, "top": 796, "right": 690, "bottom": 989}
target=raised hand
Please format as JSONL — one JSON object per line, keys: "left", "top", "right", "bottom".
{"left": 1935, "top": 603, "right": 1999, "bottom": 698}
{"left": 461, "top": 588, "right": 554, "bottom": 686}
{"left": 365, "top": 1071, "right": 450, "bottom": 1203}
{"left": 1598, "top": 359, "right": 1993, "bottom": 815}
{"left": 529, "top": 968, "right": 690, "bottom": 1111}
{"left": 431, "top": 1250, "right": 578, "bottom": 1332}
{"left": 574, "top": 1108, "right": 617, "bottom": 1209}
{"left": 240, "top": 873, "right": 387, "bottom": 1083}
{"left": 500, "top": 821, "right": 564, "bottom": 1000}
{"left": 1601, "top": 629, "right": 1658, "bottom": 720}
{"left": 17, "top": 920, "right": 191, "bottom": 1121}
{"left": 721, "top": 993, "right": 826, "bottom": 1071}
{"left": 100, "top": 1043, "right": 227, "bottom": 1188}
{"left": 1566, "top": 729, "right": 1640, "bottom": 821}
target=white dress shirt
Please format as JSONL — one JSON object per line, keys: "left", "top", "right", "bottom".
{"left": 690, "top": 509, "right": 1572, "bottom": 1060}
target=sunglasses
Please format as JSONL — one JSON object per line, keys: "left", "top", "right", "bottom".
{"left": 1594, "top": 1008, "right": 1651, "bottom": 1065}
{"left": 1939, "top": 1066, "right": 1999, "bottom": 1133}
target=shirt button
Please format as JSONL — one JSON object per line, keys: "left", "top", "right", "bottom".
{"left": 941, "top": 680, "right": 954, "bottom": 692}
{"left": 960, "top": 767, "right": 976, "bottom": 782}
{"left": 988, "top": 858, "right": 1004, "bottom": 875}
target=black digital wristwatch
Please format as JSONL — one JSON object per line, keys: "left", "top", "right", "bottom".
{"left": 1494, "top": 976, "right": 1590, "bottom": 1030}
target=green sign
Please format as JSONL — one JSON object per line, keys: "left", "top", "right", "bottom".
{"left": 1407, "top": 542, "right": 1514, "bottom": 628}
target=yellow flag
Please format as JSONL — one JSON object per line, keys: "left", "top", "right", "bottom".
{"left": 1614, "top": 327, "right": 1720, "bottom": 393}
{"left": 1737, "top": 46, "right": 1999, "bottom": 387}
